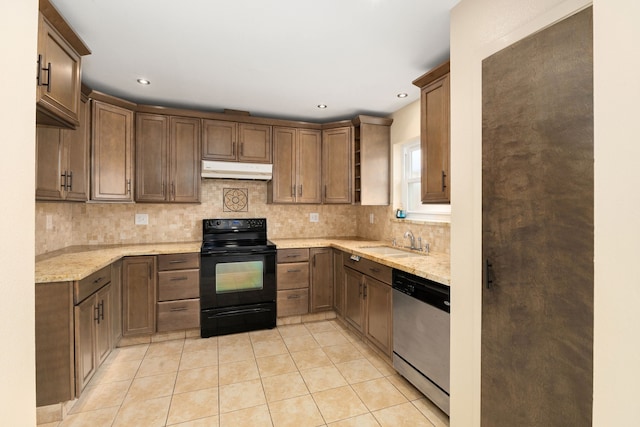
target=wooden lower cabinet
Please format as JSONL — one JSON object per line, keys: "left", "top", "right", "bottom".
{"left": 35, "top": 282, "right": 74, "bottom": 406}
{"left": 276, "top": 248, "right": 310, "bottom": 317}
{"left": 332, "top": 249, "right": 345, "bottom": 316}
{"left": 156, "top": 253, "right": 200, "bottom": 332}
{"left": 310, "top": 248, "right": 333, "bottom": 312}
{"left": 363, "top": 277, "right": 392, "bottom": 356}
{"left": 343, "top": 260, "right": 393, "bottom": 357}
{"left": 123, "top": 256, "right": 157, "bottom": 336}
{"left": 344, "top": 267, "right": 365, "bottom": 332}
{"left": 111, "top": 260, "right": 123, "bottom": 345}
{"left": 75, "top": 283, "right": 112, "bottom": 395}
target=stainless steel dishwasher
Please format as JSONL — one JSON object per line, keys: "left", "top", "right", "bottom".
{"left": 392, "top": 269, "right": 450, "bottom": 415}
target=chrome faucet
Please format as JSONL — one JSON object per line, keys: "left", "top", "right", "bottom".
{"left": 403, "top": 231, "right": 415, "bottom": 249}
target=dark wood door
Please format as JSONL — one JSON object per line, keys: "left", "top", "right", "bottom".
{"left": 122, "top": 256, "right": 157, "bottom": 336}
{"left": 136, "top": 113, "right": 168, "bottom": 202}
{"left": 95, "top": 284, "right": 112, "bottom": 365}
{"left": 310, "top": 248, "right": 333, "bottom": 312}
{"left": 74, "top": 294, "right": 96, "bottom": 394}
{"left": 91, "top": 100, "right": 134, "bottom": 201}
{"left": 364, "top": 276, "right": 392, "bottom": 357}
{"left": 344, "top": 267, "right": 364, "bottom": 332}
{"left": 35, "top": 126, "right": 65, "bottom": 200}
{"left": 270, "top": 127, "right": 297, "bottom": 203}
{"left": 421, "top": 74, "right": 450, "bottom": 204}
{"left": 481, "top": 7, "right": 593, "bottom": 426}
{"left": 202, "top": 119, "right": 237, "bottom": 161}
{"left": 322, "top": 127, "right": 352, "bottom": 204}
{"left": 297, "top": 129, "right": 322, "bottom": 204}
{"left": 238, "top": 123, "right": 272, "bottom": 163}
{"left": 332, "top": 250, "right": 345, "bottom": 316}
{"left": 64, "top": 95, "right": 90, "bottom": 201}
{"left": 170, "top": 116, "right": 201, "bottom": 202}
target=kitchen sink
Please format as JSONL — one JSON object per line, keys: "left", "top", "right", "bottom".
{"left": 358, "top": 246, "right": 420, "bottom": 258}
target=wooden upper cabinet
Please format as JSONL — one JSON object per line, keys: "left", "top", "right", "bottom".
{"left": 36, "top": 0, "right": 90, "bottom": 129}
{"left": 202, "top": 120, "right": 236, "bottom": 161}
{"left": 413, "top": 61, "right": 450, "bottom": 204}
{"left": 136, "top": 114, "right": 201, "bottom": 203}
{"left": 269, "top": 127, "right": 321, "bottom": 204}
{"left": 170, "top": 117, "right": 201, "bottom": 202}
{"left": 91, "top": 99, "right": 134, "bottom": 202}
{"left": 352, "top": 116, "right": 393, "bottom": 206}
{"left": 322, "top": 126, "right": 352, "bottom": 204}
{"left": 202, "top": 120, "right": 272, "bottom": 163}
{"left": 36, "top": 94, "right": 90, "bottom": 201}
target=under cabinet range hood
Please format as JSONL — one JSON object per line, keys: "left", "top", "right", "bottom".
{"left": 201, "top": 160, "right": 273, "bottom": 180}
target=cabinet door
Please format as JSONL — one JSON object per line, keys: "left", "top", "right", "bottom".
{"left": 238, "top": 123, "right": 272, "bottom": 163}
{"left": 344, "top": 267, "right": 364, "bottom": 332}
{"left": 35, "top": 126, "right": 65, "bottom": 200}
{"left": 136, "top": 113, "right": 169, "bottom": 202}
{"left": 74, "top": 295, "right": 97, "bottom": 394}
{"left": 95, "top": 284, "right": 112, "bottom": 365}
{"left": 359, "top": 122, "right": 391, "bottom": 206}
{"left": 170, "top": 116, "right": 201, "bottom": 202}
{"left": 36, "top": 13, "right": 81, "bottom": 127}
{"left": 322, "top": 127, "right": 352, "bottom": 203}
{"left": 111, "top": 260, "right": 123, "bottom": 345}
{"left": 310, "top": 248, "right": 333, "bottom": 312}
{"left": 64, "top": 95, "right": 90, "bottom": 201}
{"left": 270, "top": 127, "right": 297, "bottom": 203}
{"left": 202, "top": 119, "right": 236, "bottom": 161}
{"left": 364, "top": 277, "right": 392, "bottom": 357}
{"left": 421, "top": 74, "right": 450, "bottom": 203}
{"left": 122, "top": 256, "right": 157, "bottom": 336}
{"left": 297, "top": 129, "right": 322, "bottom": 204}
{"left": 333, "top": 250, "right": 345, "bottom": 316}
{"left": 91, "top": 100, "right": 134, "bottom": 201}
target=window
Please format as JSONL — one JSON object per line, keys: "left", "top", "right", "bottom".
{"left": 399, "top": 139, "right": 451, "bottom": 222}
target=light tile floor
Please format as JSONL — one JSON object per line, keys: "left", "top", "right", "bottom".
{"left": 38, "top": 319, "right": 449, "bottom": 427}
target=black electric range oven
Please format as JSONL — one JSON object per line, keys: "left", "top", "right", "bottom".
{"left": 200, "top": 218, "right": 277, "bottom": 338}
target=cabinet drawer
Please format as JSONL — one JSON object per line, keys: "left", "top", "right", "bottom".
{"left": 157, "top": 299, "right": 200, "bottom": 332}
{"left": 277, "top": 289, "right": 309, "bottom": 317}
{"left": 158, "top": 253, "right": 200, "bottom": 271}
{"left": 75, "top": 265, "right": 112, "bottom": 304}
{"left": 277, "top": 248, "right": 309, "bottom": 263}
{"left": 158, "top": 269, "right": 199, "bottom": 301}
{"left": 343, "top": 254, "right": 392, "bottom": 285}
{"left": 277, "top": 262, "right": 309, "bottom": 290}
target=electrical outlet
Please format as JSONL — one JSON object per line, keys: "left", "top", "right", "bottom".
{"left": 46, "top": 215, "right": 53, "bottom": 230}
{"left": 310, "top": 213, "right": 319, "bottom": 223}
{"left": 135, "top": 213, "right": 149, "bottom": 225}
{"left": 369, "top": 213, "right": 374, "bottom": 224}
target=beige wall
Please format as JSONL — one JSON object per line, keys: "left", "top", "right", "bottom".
{"left": 451, "top": 0, "right": 640, "bottom": 425}
{"left": 1, "top": 0, "right": 37, "bottom": 424}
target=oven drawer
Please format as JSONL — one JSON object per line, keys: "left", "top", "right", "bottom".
{"left": 157, "top": 298, "right": 200, "bottom": 332}
{"left": 277, "top": 262, "right": 309, "bottom": 290}
{"left": 277, "top": 289, "right": 309, "bottom": 317}
{"left": 277, "top": 248, "right": 309, "bottom": 263}
{"left": 343, "top": 254, "right": 392, "bottom": 285}
{"left": 158, "top": 253, "right": 200, "bottom": 271}
{"left": 158, "top": 269, "right": 199, "bottom": 301}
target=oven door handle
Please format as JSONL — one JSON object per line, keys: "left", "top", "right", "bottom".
{"left": 206, "top": 307, "right": 272, "bottom": 318}
{"left": 201, "top": 248, "right": 275, "bottom": 256}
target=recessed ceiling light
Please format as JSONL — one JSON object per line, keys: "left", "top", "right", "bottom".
{"left": 397, "top": 92, "right": 408, "bottom": 98}
{"left": 137, "top": 78, "right": 151, "bottom": 85}
{"left": 317, "top": 104, "right": 327, "bottom": 109}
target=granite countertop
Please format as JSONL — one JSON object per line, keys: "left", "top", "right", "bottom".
{"left": 271, "top": 238, "right": 450, "bottom": 286}
{"left": 35, "top": 242, "right": 201, "bottom": 283}
{"left": 36, "top": 238, "right": 450, "bottom": 287}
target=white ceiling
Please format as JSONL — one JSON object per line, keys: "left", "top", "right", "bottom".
{"left": 51, "top": 0, "right": 458, "bottom": 123}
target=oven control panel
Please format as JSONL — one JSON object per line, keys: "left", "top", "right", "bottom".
{"left": 203, "top": 218, "right": 266, "bottom": 232}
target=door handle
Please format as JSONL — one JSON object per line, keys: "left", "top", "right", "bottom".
{"left": 484, "top": 258, "right": 494, "bottom": 289}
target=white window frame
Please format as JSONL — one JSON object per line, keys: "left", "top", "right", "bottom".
{"left": 400, "top": 139, "right": 451, "bottom": 222}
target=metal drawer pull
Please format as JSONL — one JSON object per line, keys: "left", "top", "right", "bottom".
{"left": 287, "top": 294, "right": 301, "bottom": 299}
{"left": 286, "top": 269, "right": 301, "bottom": 273}
{"left": 369, "top": 268, "right": 380, "bottom": 273}
{"left": 170, "top": 276, "right": 188, "bottom": 281}
{"left": 169, "top": 260, "right": 187, "bottom": 264}
{"left": 286, "top": 254, "right": 300, "bottom": 258}
{"left": 169, "top": 307, "right": 188, "bottom": 312}
{"left": 93, "top": 276, "right": 105, "bottom": 284}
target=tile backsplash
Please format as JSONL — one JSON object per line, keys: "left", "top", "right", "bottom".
{"left": 35, "top": 179, "right": 450, "bottom": 256}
